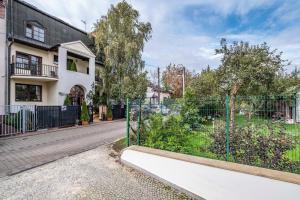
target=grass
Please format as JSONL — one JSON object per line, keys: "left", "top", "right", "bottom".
{"left": 112, "top": 138, "right": 127, "bottom": 153}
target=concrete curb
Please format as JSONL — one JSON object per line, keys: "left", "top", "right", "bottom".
{"left": 124, "top": 145, "right": 300, "bottom": 186}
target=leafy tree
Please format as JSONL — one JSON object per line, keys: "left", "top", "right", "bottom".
{"left": 94, "top": 1, "right": 152, "bottom": 103}
{"left": 121, "top": 72, "right": 148, "bottom": 99}
{"left": 215, "top": 39, "right": 286, "bottom": 134}
{"left": 188, "top": 66, "right": 220, "bottom": 98}
{"left": 162, "top": 64, "right": 191, "bottom": 98}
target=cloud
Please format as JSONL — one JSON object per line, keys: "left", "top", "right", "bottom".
{"left": 25, "top": 0, "right": 300, "bottom": 72}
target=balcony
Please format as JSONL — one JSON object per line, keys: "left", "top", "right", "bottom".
{"left": 10, "top": 63, "right": 58, "bottom": 81}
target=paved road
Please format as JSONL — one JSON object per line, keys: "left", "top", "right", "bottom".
{"left": 0, "top": 121, "right": 125, "bottom": 177}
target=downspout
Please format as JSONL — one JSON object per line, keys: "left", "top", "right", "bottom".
{"left": 6, "top": 0, "right": 14, "bottom": 105}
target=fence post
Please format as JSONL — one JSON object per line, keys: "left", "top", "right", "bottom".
{"left": 137, "top": 99, "right": 141, "bottom": 145}
{"left": 126, "top": 98, "right": 130, "bottom": 147}
{"left": 225, "top": 95, "right": 230, "bottom": 161}
{"left": 22, "top": 106, "right": 26, "bottom": 134}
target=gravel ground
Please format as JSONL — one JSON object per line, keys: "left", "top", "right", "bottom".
{"left": 0, "top": 144, "right": 191, "bottom": 200}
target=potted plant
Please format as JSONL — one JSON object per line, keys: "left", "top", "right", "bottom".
{"left": 81, "top": 100, "right": 90, "bottom": 126}
{"left": 107, "top": 104, "right": 113, "bottom": 121}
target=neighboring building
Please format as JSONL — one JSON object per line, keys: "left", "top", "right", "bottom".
{"left": 146, "top": 83, "right": 172, "bottom": 104}
{"left": 0, "top": 0, "right": 101, "bottom": 106}
{"left": 0, "top": 0, "right": 6, "bottom": 106}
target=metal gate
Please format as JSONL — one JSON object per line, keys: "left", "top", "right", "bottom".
{"left": 0, "top": 105, "right": 36, "bottom": 136}
{"left": 36, "top": 106, "right": 80, "bottom": 129}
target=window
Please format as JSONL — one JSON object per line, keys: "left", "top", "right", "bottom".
{"left": 53, "top": 55, "right": 58, "bottom": 65}
{"left": 15, "top": 84, "right": 42, "bottom": 102}
{"left": 16, "top": 52, "right": 42, "bottom": 70}
{"left": 16, "top": 53, "right": 29, "bottom": 69}
{"left": 25, "top": 22, "right": 45, "bottom": 42}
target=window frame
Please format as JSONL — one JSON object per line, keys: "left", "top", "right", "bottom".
{"left": 16, "top": 51, "right": 42, "bottom": 70}
{"left": 15, "top": 83, "right": 42, "bottom": 102}
{"left": 25, "top": 21, "right": 45, "bottom": 43}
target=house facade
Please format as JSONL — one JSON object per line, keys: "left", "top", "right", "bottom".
{"left": 0, "top": 0, "right": 100, "bottom": 106}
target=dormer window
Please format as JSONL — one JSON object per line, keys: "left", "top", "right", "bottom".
{"left": 25, "top": 22, "right": 45, "bottom": 42}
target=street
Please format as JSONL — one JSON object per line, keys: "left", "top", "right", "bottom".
{"left": 0, "top": 121, "right": 125, "bottom": 177}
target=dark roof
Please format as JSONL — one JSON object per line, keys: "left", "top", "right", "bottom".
{"left": 7, "top": 0, "right": 94, "bottom": 50}
{"left": 17, "top": 0, "right": 86, "bottom": 34}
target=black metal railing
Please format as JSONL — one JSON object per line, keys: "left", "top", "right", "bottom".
{"left": 10, "top": 63, "right": 58, "bottom": 78}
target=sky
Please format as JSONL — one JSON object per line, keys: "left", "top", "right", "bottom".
{"left": 25, "top": 0, "right": 300, "bottom": 73}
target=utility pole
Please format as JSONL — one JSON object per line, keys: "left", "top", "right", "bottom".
{"left": 157, "top": 67, "right": 160, "bottom": 104}
{"left": 81, "top": 20, "right": 87, "bottom": 32}
{"left": 182, "top": 66, "right": 185, "bottom": 96}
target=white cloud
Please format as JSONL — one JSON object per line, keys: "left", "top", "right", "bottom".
{"left": 25, "top": 0, "right": 300, "bottom": 72}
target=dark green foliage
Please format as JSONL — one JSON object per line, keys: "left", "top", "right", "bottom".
{"left": 80, "top": 101, "right": 89, "bottom": 121}
{"left": 63, "top": 95, "right": 71, "bottom": 106}
{"left": 210, "top": 122, "right": 299, "bottom": 173}
{"left": 144, "top": 114, "right": 190, "bottom": 153}
{"left": 107, "top": 104, "right": 113, "bottom": 118}
{"left": 67, "top": 60, "right": 77, "bottom": 72}
{"left": 180, "top": 88, "right": 202, "bottom": 129}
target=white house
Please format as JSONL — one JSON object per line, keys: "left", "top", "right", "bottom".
{"left": 0, "top": 0, "right": 101, "bottom": 107}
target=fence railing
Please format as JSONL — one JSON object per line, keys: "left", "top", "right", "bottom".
{"left": 10, "top": 63, "right": 58, "bottom": 78}
{"left": 0, "top": 105, "right": 81, "bottom": 137}
{"left": 126, "top": 95, "right": 300, "bottom": 174}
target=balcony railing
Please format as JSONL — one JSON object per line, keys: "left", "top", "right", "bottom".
{"left": 10, "top": 63, "right": 58, "bottom": 79}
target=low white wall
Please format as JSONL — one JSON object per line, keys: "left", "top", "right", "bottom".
{"left": 121, "top": 149, "right": 300, "bottom": 200}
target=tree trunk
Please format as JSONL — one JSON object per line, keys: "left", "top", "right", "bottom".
{"left": 229, "top": 84, "right": 239, "bottom": 135}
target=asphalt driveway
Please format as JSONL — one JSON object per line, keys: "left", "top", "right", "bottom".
{"left": 0, "top": 121, "right": 125, "bottom": 177}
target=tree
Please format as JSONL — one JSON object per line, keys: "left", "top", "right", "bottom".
{"left": 94, "top": 1, "right": 152, "bottom": 103}
{"left": 188, "top": 66, "right": 220, "bottom": 98}
{"left": 121, "top": 72, "right": 148, "bottom": 99}
{"left": 162, "top": 64, "right": 191, "bottom": 98}
{"left": 215, "top": 39, "right": 286, "bottom": 134}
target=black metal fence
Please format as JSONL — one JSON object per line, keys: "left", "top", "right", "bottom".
{"left": 0, "top": 105, "right": 82, "bottom": 137}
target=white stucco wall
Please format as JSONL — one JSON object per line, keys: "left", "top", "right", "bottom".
{"left": 0, "top": 5, "right": 6, "bottom": 106}
{"left": 10, "top": 79, "right": 49, "bottom": 106}
{"left": 121, "top": 149, "right": 300, "bottom": 200}
{"left": 57, "top": 44, "right": 95, "bottom": 105}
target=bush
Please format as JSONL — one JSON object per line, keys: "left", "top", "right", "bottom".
{"left": 180, "top": 88, "right": 203, "bottom": 129}
{"left": 107, "top": 104, "right": 113, "bottom": 119}
{"left": 144, "top": 113, "right": 190, "bottom": 153}
{"left": 64, "top": 95, "right": 71, "bottom": 106}
{"left": 210, "top": 121, "right": 298, "bottom": 172}
{"left": 81, "top": 101, "right": 89, "bottom": 121}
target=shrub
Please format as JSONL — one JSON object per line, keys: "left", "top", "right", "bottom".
{"left": 81, "top": 101, "right": 89, "bottom": 121}
{"left": 180, "top": 88, "right": 203, "bottom": 129}
{"left": 107, "top": 104, "right": 113, "bottom": 119}
{"left": 210, "top": 121, "right": 298, "bottom": 172}
{"left": 63, "top": 95, "right": 71, "bottom": 106}
{"left": 144, "top": 113, "right": 190, "bottom": 153}
{"left": 69, "top": 61, "right": 77, "bottom": 72}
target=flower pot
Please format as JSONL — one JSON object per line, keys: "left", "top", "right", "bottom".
{"left": 107, "top": 117, "right": 113, "bottom": 121}
{"left": 82, "top": 121, "right": 89, "bottom": 126}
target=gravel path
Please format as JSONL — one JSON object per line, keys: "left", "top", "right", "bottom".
{"left": 0, "top": 144, "right": 191, "bottom": 200}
